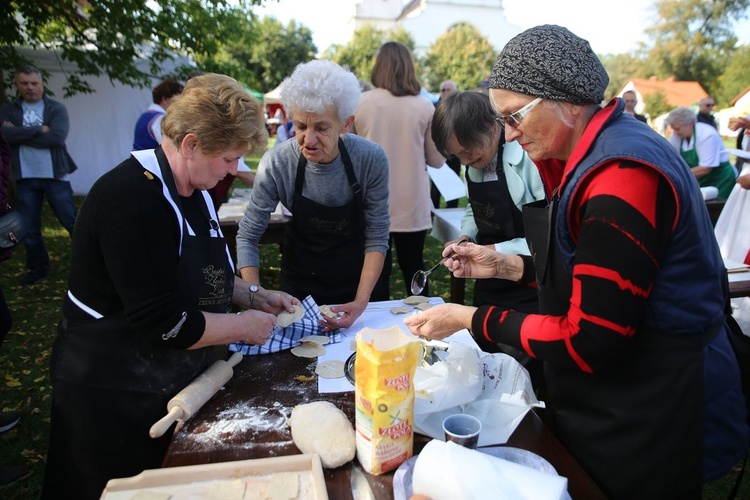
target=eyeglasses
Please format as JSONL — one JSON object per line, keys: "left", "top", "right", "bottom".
{"left": 497, "top": 97, "right": 542, "bottom": 129}
{"left": 440, "top": 88, "right": 453, "bottom": 93}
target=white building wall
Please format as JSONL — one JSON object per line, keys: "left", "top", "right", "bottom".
{"left": 354, "top": 0, "right": 521, "bottom": 57}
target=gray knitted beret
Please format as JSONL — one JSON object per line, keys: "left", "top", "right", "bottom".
{"left": 489, "top": 25, "right": 609, "bottom": 106}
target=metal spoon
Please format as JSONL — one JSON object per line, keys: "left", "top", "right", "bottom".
{"left": 410, "top": 238, "right": 470, "bottom": 295}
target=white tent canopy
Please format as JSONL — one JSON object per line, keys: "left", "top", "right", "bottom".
{"left": 264, "top": 83, "right": 283, "bottom": 105}
{"left": 10, "top": 47, "right": 192, "bottom": 195}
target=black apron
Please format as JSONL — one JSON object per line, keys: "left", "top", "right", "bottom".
{"left": 522, "top": 196, "right": 706, "bottom": 499}
{"left": 281, "top": 138, "right": 366, "bottom": 305}
{"left": 467, "top": 139, "right": 538, "bottom": 313}
{"left": 43, "top": 149, "right": 234, "bottom": 499}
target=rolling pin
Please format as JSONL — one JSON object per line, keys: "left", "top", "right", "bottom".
{"left": 149, "top": 351, "right": 243, "bottom": 438}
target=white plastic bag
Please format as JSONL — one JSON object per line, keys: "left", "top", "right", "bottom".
{"left": 414, "top": 342, "right": 483, "bottom": 415}
{"left": 413, "top": 347, "right": 544, "bottom": 447}
{"left": 714, "top": 166, "right": 750, "bottom": 335}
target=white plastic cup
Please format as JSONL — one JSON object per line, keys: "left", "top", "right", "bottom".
{"left": 442, "top": 413, "right": 482, "bottom": 449}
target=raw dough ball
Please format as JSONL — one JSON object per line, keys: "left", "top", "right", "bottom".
{"left": 277, "top": 306, "right": 305, "bottom": 327}
{"left": 315, "top": 360, "right": 345, "bottom": 379}
{"left": 404, "top": 295, "right": 429, "bottom": 305}
{"left": 288, "top": 401, "right": 356, "bottom": 468}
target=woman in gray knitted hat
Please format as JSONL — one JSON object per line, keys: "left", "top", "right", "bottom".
{"left": 405, "top": 24, "right": 748, "bottom": 499}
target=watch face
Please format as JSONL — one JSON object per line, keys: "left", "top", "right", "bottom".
{"left": 250, "top": 284, "right": 259, "bottom": 292}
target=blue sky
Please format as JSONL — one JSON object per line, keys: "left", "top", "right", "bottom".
{"left": 254, "top": 0, "right": 750, "bottom": 56}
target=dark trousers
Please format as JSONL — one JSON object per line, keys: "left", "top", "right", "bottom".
{"left": 379, "top": 230, "right": 428, "bottom": 297}
{"left": 42, "top": 382, "right": 172, "bottom": 499}
{"left": 15, "top": 178, "right": 76, "bottom": 275}
{"left": 0, "top": 289, "right": 10, "bottom": 348}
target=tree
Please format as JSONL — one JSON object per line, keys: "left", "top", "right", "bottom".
{"left": 220, "top": 16, "right": 317, "bottom": 92}
{"left": 717, "top": 44, "right": 750, "bottom": 106}
{"left": 642, "top": 0, "right": 748, "bottom": 98}
{"left": 643, "top": 89, "right": 672, "bottom": 118}
{"left": 1, "top": 0, "right": 262, "bottom": 100}
{"left": 423, "top": 23, "right": 496, "bottom": 92}
{"left": 600, "top": 50, "right": 650, "bottom": 100}
{"left": 325, "top": 25, "right": 416, "bottom": 83}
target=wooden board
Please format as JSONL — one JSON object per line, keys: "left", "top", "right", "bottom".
{"left": 100, "top": 454, "right": 328, "bottom": 499}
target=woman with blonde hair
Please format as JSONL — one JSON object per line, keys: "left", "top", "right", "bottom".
{"left": 42, "top": 73, "right": 298, "bottom": 499}
{"left": 353, "top": 42, "right": 444, "bottom": 296}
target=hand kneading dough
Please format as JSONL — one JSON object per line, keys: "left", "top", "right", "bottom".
{"left": 277, "top": 305, "right": 305, "bottom": 327}
{"left": 288, "top": 401, "right": 356, "bottom": 468}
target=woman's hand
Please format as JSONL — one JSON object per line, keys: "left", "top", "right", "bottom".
{"left": 443, "top": 242, "right": 525, "bottom": 281}
{"left": 738, "top": 174, "right": 750, "bottom": 190}
{"left": 318, "top": 299, "right": 367, "bottom": 333}
{"left": 255, "top": 288, "right": 299, "bottom": 315}
{"left": 403, "top": 303, "right": 476, "bottom": 340}
{"left": 236, "top": 309, "right": 277, "bottom": 345}
{"left": 443, "top": 234, "right": 473, "bottom": 251}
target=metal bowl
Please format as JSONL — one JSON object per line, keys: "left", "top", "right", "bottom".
{"left": 345, "top": 351, "right": 356, "bottom": 385}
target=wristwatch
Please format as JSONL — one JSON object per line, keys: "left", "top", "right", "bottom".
{"left": 249, "top": 284, "right": 259, "bottom": 309}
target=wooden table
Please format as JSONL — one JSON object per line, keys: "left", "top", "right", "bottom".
{"left": 217, "top": 196, "right": 290, "bottom": 264}
{"left": 729, "top": 270, "right": 750, "bottom": 298}
{"left": 162, "top": 349, "right": 606, "bottom": 499}
{"left": 705, "top": 198, "right": 726, "bottom": 225}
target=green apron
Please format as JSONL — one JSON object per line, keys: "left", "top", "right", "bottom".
{"left": 680, "top": 126, "right": 735, "bottom": 200}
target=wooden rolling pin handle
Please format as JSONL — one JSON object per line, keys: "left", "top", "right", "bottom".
{"left": 226, "top": 351, "right": 243, "bottom": 369}
{"left": 149, "top": 405, "right": 184, "bottom": 438}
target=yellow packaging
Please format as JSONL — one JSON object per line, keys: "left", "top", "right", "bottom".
{"left": 354, "top": 325, "right": 420, "bottom": 475}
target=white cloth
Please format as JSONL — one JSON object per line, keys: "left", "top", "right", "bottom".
{"left": 412, "top": 440, "right": 568, "bottom": 500}
{"left": 714, "top": 163, "right": 750, "bottom": 333}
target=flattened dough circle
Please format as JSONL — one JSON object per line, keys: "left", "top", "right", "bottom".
{"left": 291, "top": 342, "right": 325, "bottom": 358}
{"left": 315, "top": 360, "right": 345, "bottom": 379}
{"left": 277, "top": 305, "right": 305, "bottom": 328}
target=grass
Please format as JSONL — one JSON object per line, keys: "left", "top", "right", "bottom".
{"left": 0, "top": 143, "right": 746, "bottom": 498}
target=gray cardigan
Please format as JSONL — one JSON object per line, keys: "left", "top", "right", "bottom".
{"left": 236, "top": 134, "right": 390, "bottom": 270}
{"left": 0, "top": 95, "right": 78, "bottom": 180}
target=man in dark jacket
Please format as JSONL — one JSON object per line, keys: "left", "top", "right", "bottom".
{"left": 0, "top": 66, "right": 78, "bottom": 285}
{"left": 696, "top": 96, "right": 718, "bottom": 129}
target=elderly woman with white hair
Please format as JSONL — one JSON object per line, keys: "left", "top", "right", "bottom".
{"left": 404, "top": 25, "right": 748, "bottom": 499}
{"left": 666, "top": 105, "right": 736, "bottom": 199}
{"left": 236, "top": 60, "right": 390, "bottom": 331}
